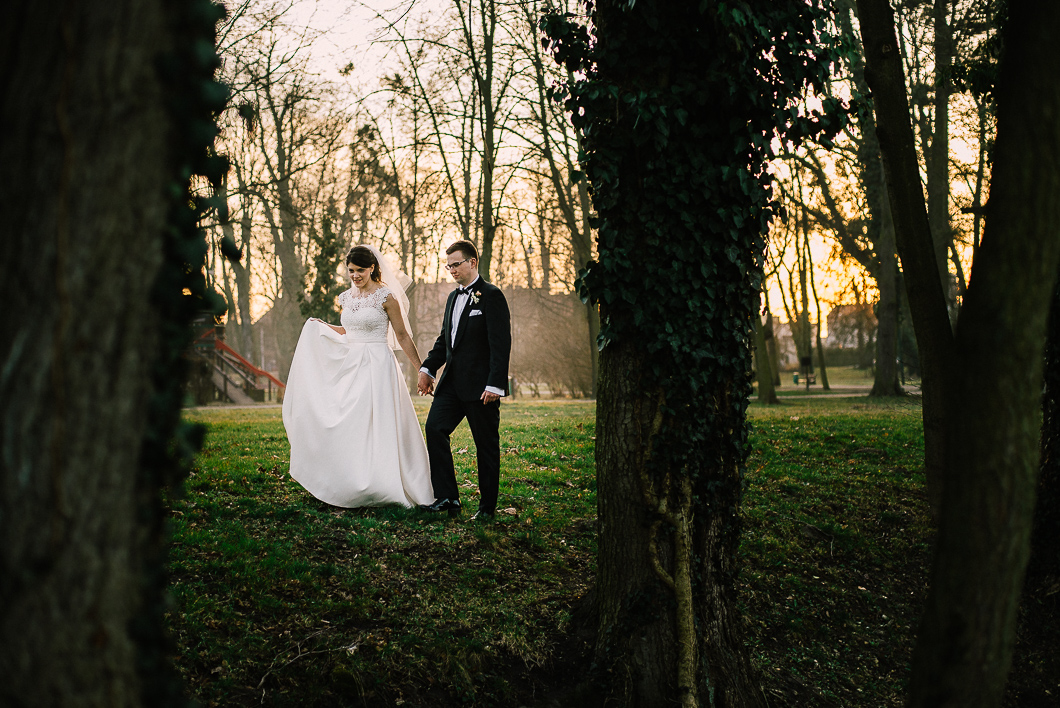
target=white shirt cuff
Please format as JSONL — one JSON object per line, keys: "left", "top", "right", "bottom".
{"left": 485, "top": 385, "right": 506, "bottom": 397}
{"left": 419, "top": 367, "right": 434, "bottom": 379}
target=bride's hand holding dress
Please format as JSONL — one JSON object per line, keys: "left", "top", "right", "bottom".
{"left": 308, "top": 317, "right": 344, "bottom": 335}
{"left": 282, "top": 256, "right": 433, "bottom": 509}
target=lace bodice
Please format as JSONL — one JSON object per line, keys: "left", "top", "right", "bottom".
{"left": 339, "top": 286, "right": 392, "bottom": 342}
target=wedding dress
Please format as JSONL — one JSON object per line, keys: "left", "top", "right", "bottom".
{"left": 282, "top": 285, "right": 434, "bottom": 508}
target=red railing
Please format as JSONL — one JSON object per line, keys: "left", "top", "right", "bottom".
{"left": 194, "top": 327, "right": 285, "bottom": 398}
{"left": 213, "top": 338, "right": 285, "bottom": 389}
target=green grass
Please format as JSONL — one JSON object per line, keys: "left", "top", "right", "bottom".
{"left": 166, "top": 397, "right": 932, "bottom": 706}
{"left": 168, "top": 401, "right": 596, "bottom": 706}
{"left": 741, "top": 397, "right": 929, "bottom": 705}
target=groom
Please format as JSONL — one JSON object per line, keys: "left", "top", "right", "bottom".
{"left": 417, "top": 241, "right": 512, "bottom": 520}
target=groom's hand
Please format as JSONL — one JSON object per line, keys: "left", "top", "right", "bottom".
{"left": 480, "top": 390, "right": 500, "bottom": 404}
{"left": 417, "top": 372, "right": 434, "bottom": 396}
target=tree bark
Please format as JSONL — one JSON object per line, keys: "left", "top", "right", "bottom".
{"left": 872, "top": 204, "right": 903, "bottom": 397}
{"left": 576, "top": 180, "right": 601, "bottom": 396}
{"left": 754, "top": 310, "right": 779, "bottom": 403}
{"left": 764, "top": 309, "right": 782, "bottom": 387}
{"left": 905, "top": 2, "right": 1060, "bottom": 705}
{"left": 0, "top": 1, "right": 177, "bottom": 704}
{"left": 927, "top": 0, "right": 953, "bottom": 304}
{"left": 595, "top": 343, "right": 680, "bottom": 704}
{"left": 595, "top": 342, "right": 766, "bottom": 707}
{"left": 808, "top": 238, "right": 830, "bottom": 390}
{"left": 582, "top": 1, "right": 779, "bottom": 703}
{"left": 1032, "top": 275, "right": 1060, "bottom": 580}
{"left": 856, "top": 0, "right": 956, "bottom": 515}
{"left": 835, "top": 0, "right": 903, "bottom": 397}
{"left": 754, "top": 300, "right": 780, "bottom": 404}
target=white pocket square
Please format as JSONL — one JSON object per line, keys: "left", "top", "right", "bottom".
{"left": 469, "top": 310, "right": 483, "bottom": 317}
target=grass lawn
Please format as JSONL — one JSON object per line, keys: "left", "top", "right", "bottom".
{"left": 166, "top": 396, "right": 1051, "bottom": 706}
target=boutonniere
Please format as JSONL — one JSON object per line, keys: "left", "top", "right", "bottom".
{"left": 470, "top": 290, "right": 481, "bottom": 305}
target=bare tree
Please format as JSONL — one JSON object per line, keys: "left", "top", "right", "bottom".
{"left": 515, "top": 0, "right": 600, "bottom": 392}
{"left": 220, "top": 17, "right": 349, "bottom": 376}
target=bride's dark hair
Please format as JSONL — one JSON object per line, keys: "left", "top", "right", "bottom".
{"left": 346, "top": 245, "right": 382, "bottom": 282}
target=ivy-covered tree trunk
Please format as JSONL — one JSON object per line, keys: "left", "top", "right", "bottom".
{"left": 0, "top": 1, "right": 224, "bottom": 705}
{"left": 594, "top": 343, "right": 681, "bottom": 701}
{"left": 545, "top": 1, "right": 842, "bottom": 704}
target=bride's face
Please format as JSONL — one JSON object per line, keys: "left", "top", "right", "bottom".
{"left": 348, "top": 264, "right": 375, "bottom": 289}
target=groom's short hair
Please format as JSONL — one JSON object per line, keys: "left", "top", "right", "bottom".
{"left": 447, "top": 240, "right": 478, "bottom": 261}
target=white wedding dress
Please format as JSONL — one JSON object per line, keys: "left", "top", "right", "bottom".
{"left": 282, "top": 286, "right": 434, "bottom": 508}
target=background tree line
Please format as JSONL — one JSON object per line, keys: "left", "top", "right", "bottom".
{"left": 202, "top": 0, "right": 1005, "bottom": 412}
{"left": 201, "top": 0, "right": 598, "bottom": 393}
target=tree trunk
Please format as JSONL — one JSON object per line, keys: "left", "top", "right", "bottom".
{"left": 821, "top": 0, "right": 901, "bottom": 396}
{"left": 754, "top": 295, "right": 779, "bottom": 404}
{"left": 595, "top": 343, "right": 766, "bottom": 706}
{"left": 1032, "top": 275, "right": 1060, "bottom": 580}
{"left": 220, "top": 174, "right": 254, "bottom": 358}
{"left": 927, "top": 0, "right": 953, "bottom": 310}
{"left": 808, "top": 236, "right": 830, "bottom": 390}
{"left": 0, "top": 1, "right": 190, "bottom": 704}
{"left": 764, "top": 309, "right": 782, "bottom": 387}
{"left": 869, "top": 147, "right": 902, "bottom": 396}
{"left": 270, "top": 179, "right": 305, "bottom": 379}
{"left": 578, "top": 0, "right": 793, "bottom": 703}
{"left": 595, "top": 343, "right": 680, "bottom": 703}
{"left": 814, "top": 327, "right": 830, "bottom": 390}
{"left": 905, "top": 2, "right": 1060, "bottom": 705}
{"left": 856, "top": 0, "right": 956, "bottom": 516}
{"left": 872, "top": 212, "right": 903, "bottom": 396}
{"left": 577, "top": 180, "right": 601, "bottom": 397}
{"left": 459, "top": 0, "right": 502, "bottom": 279}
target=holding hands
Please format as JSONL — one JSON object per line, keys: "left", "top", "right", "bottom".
{"left": 417, "top": 371, "right": 435, "bottom": 396}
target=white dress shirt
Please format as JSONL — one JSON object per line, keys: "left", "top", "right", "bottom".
{"left": 449, "top": 276, "right": 479, "bottom": 346}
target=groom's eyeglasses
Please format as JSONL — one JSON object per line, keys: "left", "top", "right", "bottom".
{"left": 445, "top": 258, "right": 471, "bottom": 270}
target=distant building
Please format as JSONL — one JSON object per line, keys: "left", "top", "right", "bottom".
{"left": 825, "top": 303, "right": 876, "bottom": 351}
{"left": 768, "top": 303, "right": 877, "bottom": 371}
{"left": 770, "top": 320, "right": 799, "bottom": 370}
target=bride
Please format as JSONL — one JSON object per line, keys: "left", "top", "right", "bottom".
{"left": 282, "top": 244, "right": 434, "bottom": 508}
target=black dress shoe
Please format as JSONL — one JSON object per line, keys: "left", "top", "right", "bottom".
{"left": 421, "top": 498, "right": 461, "bottom": 516}
{"left": 470, "top": 509, "right": 495, "bottom": 522}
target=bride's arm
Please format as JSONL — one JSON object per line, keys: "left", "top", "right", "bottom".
{"left": 309, "top": 317, "right": 345, "bottom": 335}
{"left": 382, "top": 295, "right": 422, "bottom": 368}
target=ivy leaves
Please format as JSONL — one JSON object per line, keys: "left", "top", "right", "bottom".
{"left": 544, "top": 0, "right": 846, "bottom": 474}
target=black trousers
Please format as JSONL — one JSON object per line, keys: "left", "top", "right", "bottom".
{"left": 424, "top": 388, "right": 501, "bottom": 512}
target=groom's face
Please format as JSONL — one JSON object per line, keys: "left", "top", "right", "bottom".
{"left": 446, "top": 252, "right": 478, "bottom": 286}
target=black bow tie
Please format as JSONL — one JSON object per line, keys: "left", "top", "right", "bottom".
{"left": 457, "top": 286, "right": 472, "bottom": 296}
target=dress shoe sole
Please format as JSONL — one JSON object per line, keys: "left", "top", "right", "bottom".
{"left": 420, "top": 500, "right": 461, "bottom": 515}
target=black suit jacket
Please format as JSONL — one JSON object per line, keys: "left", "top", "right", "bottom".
{"left": 422, "top": 278, "right": 512, "bottom": 401}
